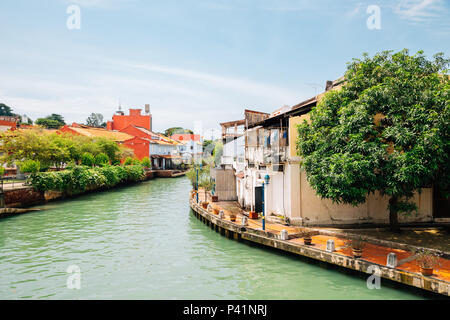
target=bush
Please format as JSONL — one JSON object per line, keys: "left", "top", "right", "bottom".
{"left": 141, "top": 157, "right": 151, "bottom": 168}
{"left": 81, "top": 153, "right": 95, "bottom": 167}
{"left": 0, "top": 167, "right": 5, "bottom": 176}
{"left": 123, "top": 157, "right": 134, "bottom": 166}
{"left": 19, "top": 160, "right": 41, "bottom": 173}
{"left": 29, "top": 164, "right": 146, "bottom": 192}
{"left": 94, "top": 153, "right": 109, "bottom": 166}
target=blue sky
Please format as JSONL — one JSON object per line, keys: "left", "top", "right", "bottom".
{"left": 0, "top": 0, "right": 448, "bottom": 135}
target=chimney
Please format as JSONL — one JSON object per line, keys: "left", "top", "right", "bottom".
{"left": 145, "top": 104, "right": 150, "bottom": 114}
{"left": 129, "top": 109, "right": 142, "bottom": 116}
{"left": 325, "top": 80, "right": 333, "bottom": 91}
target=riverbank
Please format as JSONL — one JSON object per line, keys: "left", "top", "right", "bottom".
{"left": 189, "top": 197, "right": 450, "bottom": 297}
{"left": 2, "top": 169, "right": 186, "bottom": 210}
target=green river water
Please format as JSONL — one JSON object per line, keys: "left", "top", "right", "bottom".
{"left": 0, "top": 177, "right": 431, "bottom": 299}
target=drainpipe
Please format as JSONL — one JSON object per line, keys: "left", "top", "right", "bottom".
{"left": 0, "top": 187, "right": 4, "bottom": 208}
{"left": 262, "top": 181, "right": 265, "bottom": 231}
{"left": 196, "top": 166, "right": 199, "bottom": 204}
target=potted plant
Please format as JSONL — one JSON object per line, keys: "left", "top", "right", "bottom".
{"left": 211, "top": 195, "right": 219, "bottom": 202}
{"left": 213, "top": 207, "right": 220, "bottom": 215}
{"left": 345, "top": 237, "right": 365, "bottom": 258}
{"left": 229, "top": 213, "right": 236, "bottom": 222}
{"left": 415, "top": 249, "right": 441, "bottom": 276}
{"left": 303, "top": 236, "right": 312, "bottom": 245}
{"left": 201, "top": 201, "right": 209, "bottom": 209}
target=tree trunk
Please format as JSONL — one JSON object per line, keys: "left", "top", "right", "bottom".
{"left": 389, "top": 196, "right": 401, "bottom": 233}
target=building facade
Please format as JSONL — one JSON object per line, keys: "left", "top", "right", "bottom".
{"left": 217, "top": 81, "right": 439, "bottom": 227}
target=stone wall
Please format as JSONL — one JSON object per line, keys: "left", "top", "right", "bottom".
{"left": 5, "top": 187, "right": 45, "bottom": 208}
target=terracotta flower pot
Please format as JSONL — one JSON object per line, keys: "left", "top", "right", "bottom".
{"left": 230, "top": 215, "right": 236, "bottom": 222}
{"left": 211, "top": 195, "right": 218, "bottom": 202}
{"left": 303, "top": 237, "right": 312, "bottom": 245}
{"left": 202, "top": 202, "right": 209, "bottom": 209}
{"left": 248, "top": 211, "right": 258, "bottom": 219}
{"left": 213, "top": 208, "right": 219, "bottom": 215}
{"left": 352, "top": 249, "right": 363, "bottom": 258}
{"left": 420, "top": 267, "right": 433, "bottom": 276}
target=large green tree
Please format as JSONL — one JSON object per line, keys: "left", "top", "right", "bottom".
{"left": 296, "top": 50, "right": 449, "bottom": 232}
{"left": 36, "top": 114, "right": 66, "bottom": 129}
{"left": 86, "top": 113, "right": 106, "bottom": 128}
{"left": 0, "top": 103, "right": 15, "bottom": 116}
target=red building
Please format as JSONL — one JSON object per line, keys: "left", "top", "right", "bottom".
{"left": 106, "top": 108, "right": 152, "bottom": 131}
{"left": 0, "top": 116, "right": 19, "bottom": 132}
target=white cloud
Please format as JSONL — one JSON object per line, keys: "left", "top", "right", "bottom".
{"left": 394, "top": 0, "right": 447, "bottom": 22}
{"left": 121, "top": 61, "right": 299, "bottom": 104}
{"left": 0, "top": 57, "right": 304, "bottom": 132}
{"left": 62, "top": 0, "right": 132, "bottom": 8}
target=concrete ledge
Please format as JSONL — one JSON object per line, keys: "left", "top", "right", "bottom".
{"left": 190, "top": 199, "right": 450, "bottom": 297}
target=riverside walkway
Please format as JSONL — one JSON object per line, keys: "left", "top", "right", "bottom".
{"left": 190, "top": 195, "right": 450, "bottom": 297}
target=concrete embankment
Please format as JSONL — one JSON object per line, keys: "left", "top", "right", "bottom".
{"left": 189, "top": 198, "right": 450, "bottom": 297}
{"left": 3, "top": 171, "right": 155, "bottom": 210}
{"left": 2, "top": 170, "right": 187, "bottom": 211}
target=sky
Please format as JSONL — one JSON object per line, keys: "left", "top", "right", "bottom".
{"left": 0, "top": 0, "right": 448, "bottom": 136}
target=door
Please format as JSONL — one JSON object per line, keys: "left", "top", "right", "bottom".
{"left": 255, "top": 186, "right": 263, "bottom": 214}
{"left": 433, "top": 186, "right": 450, "bottom": 218}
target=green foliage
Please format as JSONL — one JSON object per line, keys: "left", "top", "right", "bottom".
{"left": 86, "top": 113, "right": 105, "bottom": 128}
{"left": 94, "top": 153, "right": 109, "bottom": 166}
{"left": 0, "top": 129, "right": 131, "bottom": 169}
{"left": 164, "top": 127, "right": 193, "bottom": 137}
{"left": 81, "top": 152, "right": 95, "bottom": 167}
{"left": 35, "top": 118, "right": 61, "bottom": 129}
{"left": 0, "top": 167, "right": 5, "bottom": 176}
{"left": 19, "top": 160, "right": 41, "bottom": 173}
{"left": 186, "top": 164, "right": 212, "bottom": 190}
{"left": 141, "top": 157, "right": 151, "bottom": 168}
{"left": 0, "top": 103, "right": 15, "bottom": 116}
{"left": 296, "top": 49, "right": 449, "bottom": 230}
{"left": 30, "top": 165, "right": 145, "bottom": 192}
{"left": 212, "top": 141, "right": 223, "bottom": 166}
{"left": 123, "top": 157, "right": 134, "bottom": 166}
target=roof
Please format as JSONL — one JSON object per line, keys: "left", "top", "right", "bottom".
{"left": 247, "top": 77, "right": 344, "bottom": 128}
{"left": 62, "top": 125, "right": 134, "bottom": 142}
{"left": 171, "top": 133, "right": 201, "bottom": 142}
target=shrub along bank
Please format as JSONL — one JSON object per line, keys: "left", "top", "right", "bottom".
{"left": 29, "top": 165, "right": 146, "bottom": 194}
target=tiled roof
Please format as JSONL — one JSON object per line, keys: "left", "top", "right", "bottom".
{"left": 66, "top": 126, "right": 134, "bottom": 142}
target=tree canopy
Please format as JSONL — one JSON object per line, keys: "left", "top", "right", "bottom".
{"left": 86, "top": 113, "right": 106, "bottom": 128}
{"left": 164, "top": 127, "right": 193, "bottom": 137}
{"left": 0, "top": 103, "right": 15, "bottom": 116}
{"left": 35, "top": 114, "right": 66, "bottom": 129}
{"left": 296, "top": 49, "right": 449, "bottom": 231}
{"left": 0, "top": 128, "right": 133, "bottom": 169}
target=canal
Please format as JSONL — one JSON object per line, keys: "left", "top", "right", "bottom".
{"left": 0, "top": 177, "right": 429, "bottom": 299}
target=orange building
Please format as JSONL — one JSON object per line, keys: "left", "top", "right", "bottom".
{"left": 106, "top": 108, "right": 152, "bottom": 131}
{"left": 0, "top": 116, "right": 19, "bottom": 132}
{"left": 60, "top": 124, "right": 134, "bottom": 143}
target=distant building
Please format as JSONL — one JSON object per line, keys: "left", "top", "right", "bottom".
{"left": 119, "top": 124, "right": 181, "bottom": 168}
{"left": 0, "top": 116, "right": 20, "bottom": 132}
{"left": 106, "top": 107, "right": 152, "bottom": 131}
{"left": 171, "top": 134, "right": 203, "bottom": 163}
